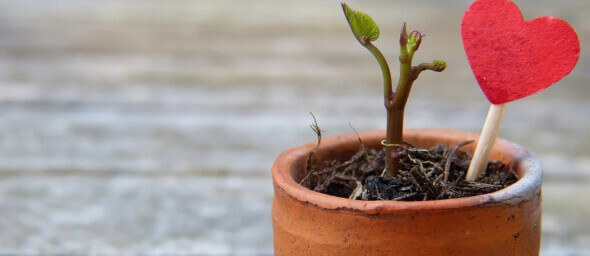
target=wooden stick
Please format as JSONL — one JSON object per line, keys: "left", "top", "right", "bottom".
{"left": 466, "top": 103, "right": 507, "bottom": 181}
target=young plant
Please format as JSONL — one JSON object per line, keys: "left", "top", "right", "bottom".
{"left": 341, "top": 3, "right": 446, "bottom": 177}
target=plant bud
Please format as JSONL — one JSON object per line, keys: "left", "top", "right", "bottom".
{"left": 432, "top": 60, "right": 447, "bottom": 72}
{"left": 399, "top": 22, "right": 408, "bottom": 46}
{"left": 407, "top": 30, "right": 422, "bottom": 52}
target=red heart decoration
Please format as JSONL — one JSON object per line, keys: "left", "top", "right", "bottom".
{"left": 461, "top": 0, "right": 580, "bottom": 104}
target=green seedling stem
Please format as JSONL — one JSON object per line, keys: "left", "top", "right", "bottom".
{"left": 342, "top": 3, "right": 446, "bottom": 177}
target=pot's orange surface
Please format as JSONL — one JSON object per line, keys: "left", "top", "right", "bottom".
{"left": 271, "top": 129, "right": 542, "bottom": 256}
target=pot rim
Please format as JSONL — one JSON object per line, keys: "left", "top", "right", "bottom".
{"left": 272, "top": 128, "right": 542, "bottom": 214}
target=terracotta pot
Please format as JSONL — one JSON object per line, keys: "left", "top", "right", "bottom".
{"left": 271, "top": 129, "right": 542, "bottom": 256}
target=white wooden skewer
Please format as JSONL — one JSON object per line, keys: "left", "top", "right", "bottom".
{"left": 466, "top": 103, "right": 507, "bottom": 181}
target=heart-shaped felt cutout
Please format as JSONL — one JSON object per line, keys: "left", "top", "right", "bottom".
{"left": 462, "top": 0, "right": 580, "bottom": 104}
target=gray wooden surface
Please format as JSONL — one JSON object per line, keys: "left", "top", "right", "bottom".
{"left": 0, "top": 0, "right": 589, "bottom": 255}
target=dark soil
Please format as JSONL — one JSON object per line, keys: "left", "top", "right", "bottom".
{"left": 300, "top": 141, "right": 518, "bottom": 201}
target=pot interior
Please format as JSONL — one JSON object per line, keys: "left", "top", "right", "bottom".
{"left": 293, "top": 130, "right": 525, "bottom": 185}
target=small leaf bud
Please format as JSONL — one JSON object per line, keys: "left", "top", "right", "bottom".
{"left": 399, "top": 22, "right": 408, "bottom": 46}
{"left": 407, "top": 30, "right": 422, "bottom": 52}
{"left": 432, "top": 60, "right": 447, "bottom": 72}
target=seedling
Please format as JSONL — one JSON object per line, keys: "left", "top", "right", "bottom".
{"left": 301, "top": 0, "right": 574, "bottom": 201}
{"left": 341, "top": 3, "right": 446, "bottom": 177}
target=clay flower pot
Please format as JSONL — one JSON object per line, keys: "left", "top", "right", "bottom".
{"left": 271, "top": 129, "right": 542, "bottom": 256}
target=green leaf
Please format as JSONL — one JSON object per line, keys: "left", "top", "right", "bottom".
{"left": 341, "top": 3, "right": 380, "bottom": 44}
